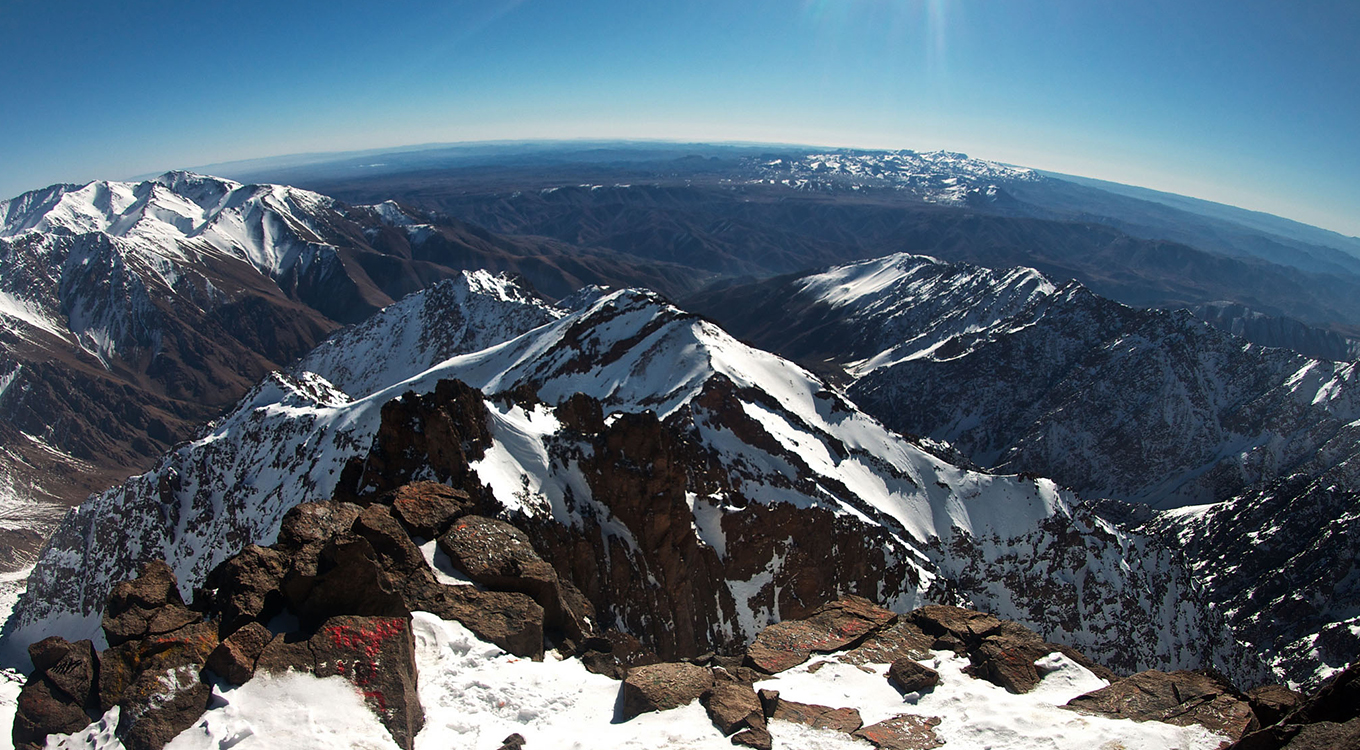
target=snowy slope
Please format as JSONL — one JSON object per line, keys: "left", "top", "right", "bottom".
{"left": 8, "top": 289, "right": 1236, "bottom": 682}
{"left": 292, "top": 270, "right": 562, "bottom": 399}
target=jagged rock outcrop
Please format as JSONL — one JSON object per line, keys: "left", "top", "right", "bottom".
{"left": 1065, "top": 670, "right": 1259, "bottom": 741}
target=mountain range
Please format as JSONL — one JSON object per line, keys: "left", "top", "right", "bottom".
{"left": 2, "top": 144, "right": 1359, "bottom": 747}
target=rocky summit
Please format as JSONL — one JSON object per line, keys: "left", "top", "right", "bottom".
{"left": 15, "top": 477, "right": 1351, "bottom": 750}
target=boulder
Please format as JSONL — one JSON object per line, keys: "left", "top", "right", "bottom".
{"left": 580, "top": 629, "right": 662, "bottom": 680}
{"left": 205, "top": 622, "right": 272, "bottom": 685}
{"left": 1065, "top": 670, "right": 1258, "bottom": 741}
{"left": 968, "top": 636, "right": 1054, "bottom": 694}
{"left": 840, "top": 620, "right": 937, "bottom": 665}
{"left": 115, "top": 666, "right": 212, "bottom": 750}
{"left": 11, "top": 677, "right": 94, "bottom": 749}
{"left": 420, "top": 585, "right": 545, "bottom": 659}
{"left": 275, "top": 501, "right": 363, "bottom": 552}
{"left": 1230, "top": 718, "right": 1360, "bottom": 750}
{"left": 744, "top": 596, "right": 895, "bottom": 674}
{"left": 731, "top": 726, "right": 773, "bottom": 750}
{"left": 620, "top": 662, "right": 713, "bottom": 720}
{"left": 311, "top": 615, "right": 423, "bottom": 750}
{"left": 385, "top": 481, "right": 474, "bottom": 538}
{"left": 26, "top": 637, "right": 96, "bottom": 706}
{"left": 437, "top": 516, "right": 577, "bottom": 633}
{"left": 205, "top": 544, "right": 286, "bottom": 633}
{"left": 888, "top": 658, "right": 940, "bottom": 695}
{"left": 285, "top": 537, "right": 409, "bottom": 625}
{"left": 771, "top": 698, "right": 863, "bottom": 733}
{"left": 909, "top": 605, "right": 1004, "bottom": 647}
{"left": 98, "top": 621, "right": 218, "bottom": 713}
{"left": 353, "top": 504, "right": 431, "bottom": 580}
{"left": 703, "top": 675, "right": 765, "bottom": 735}
{"left": 852, "top": 714, "right": 945, "bottom": 750}
{"left": 1287, "top": 661, "right": 1359, "bottom": 725}
{"left": 254, "top": 632, "right": 317, "bottom": 676}
{"left": 102, "top": 560, "right": 200, "bottom": 647}
{"left": 1228, "top": 662, "right": 1360, "bottom": 750}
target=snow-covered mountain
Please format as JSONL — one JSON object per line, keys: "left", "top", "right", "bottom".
{"left": 746, "top": 150, "right": 1040, "bottom": 206}
{"left": 687, "top": 252, "right": 1360, "bottom": 688}
{"left": 5, "top": 286, "right": 1244, "bottom": 687}
{"left": 0, "top": 172, "right": 693, "bottom": 572}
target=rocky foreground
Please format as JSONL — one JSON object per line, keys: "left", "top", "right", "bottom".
{"left": 11, "top": 479, "right": 1357, "bottom": 750}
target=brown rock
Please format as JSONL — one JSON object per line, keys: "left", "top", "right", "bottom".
{"left": 497, "top": 733, "right": 528, "bottom": 750}
{"left": 771, "top": 698, "right": 863, "bottom": 733}
{"left": 437, "top": 515, "right": 595, "bottom": 641}
{"left": 287, "top": 537, "right": 409, "bottom": 625}
{"left": 1249, "top": 684, "right": 1303, "bottom": 727}
{"left": 102, "top": 560, "right": 200, "bottom": 647}
{"left": 98, "top": 621, "right": 218, "bottom": 713}
{"left": 745, "top": 596, "right": 895, "bottom": 674}
{"left": 841, "top": 620, "right": 937, "bottom": 665}
{"left": 703, "top": 678, "right": 765, "bottom": 735}
{"left": 12, "top": 677, "right": 94, "bottom": 749}
{"left": 969, "top": 636, "right": 1054, "bottom": 694}
{"left": 386, "top": 481, "right": 474, "bottom": 538}
{"left": 1278, "top": 718, "right": 1360, "bottom": 749}
{"left": 255, "top": 632, "right": 316, "bottom": 676}
{"left": 421, "top": 584, "right": 545, "bottom": 659}
{"left": 731, "top": 726, "right": 773, "bottom": 750}
{"left": 310, "top": 615, "right": 423, "bottom": 750}
{"left": 909, "top": 605, "right": 1004, "bottom": 646}
{"left": 580, "top": 629, "right": 662, "bottom": 680}
{"left": 620, "top": 662, "right": 713, "bottom": 720}
{"left": 205, "top": 622, "right": 272, "bottom": 685}
{"left": 353, "top": 504, "right": 431, "bottom": 579}
{"left": 853, "top": 714, "right": 945, "bottom": 750}
{"left": 1066, "top": 670, "right": 1258, "bottom": 741}
{"left": 1288, "top": 660, "right": 1360, "bottom": 725}
{"left": 275, "top": 501, "right": 363, "bottom": 552}
{"left": 116, "top": 669, "right": 212, "bottom": 750}
{"left": 26, "top": 638, "right": 96, "bottom": 707}
{"left": 555, "top": 392, "right": 606, "bottom": 433}
{"left": 888, "top": 658, "right": 940, "bottom": 695}
{"left": 757, "top": 688, "right": 780, "bottom": 719}
{"left": 205, "top": 544, "right": 286, "bottom": 633}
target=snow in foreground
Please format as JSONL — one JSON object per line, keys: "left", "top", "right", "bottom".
{"left": 38, "top": 611, "right": 1231, "bottom": 750}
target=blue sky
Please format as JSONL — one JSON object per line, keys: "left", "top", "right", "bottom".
{"left": 2, "top": 0, "right": 1357, "bottom": 236}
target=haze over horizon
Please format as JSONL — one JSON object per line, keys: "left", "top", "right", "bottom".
{"left": 3, "top": 0, "right": 1357, "bottom": 237}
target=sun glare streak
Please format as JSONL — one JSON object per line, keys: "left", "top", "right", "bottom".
{"left": 927, "top": 0, "right": 948, "bottom": 74}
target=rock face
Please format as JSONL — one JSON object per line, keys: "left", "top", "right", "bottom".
{"left": 1065, "top": 669, "right": 1259, "bottom": 742}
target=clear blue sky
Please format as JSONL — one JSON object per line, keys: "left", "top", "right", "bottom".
{"left": 2, "top": 0, "right": 1357, "bottom": 236}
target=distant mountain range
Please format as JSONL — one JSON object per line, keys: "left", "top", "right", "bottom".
{"left": 2, "top": 143, "right": 1358, "bottom": 703}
